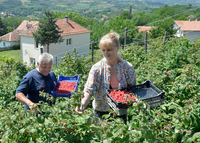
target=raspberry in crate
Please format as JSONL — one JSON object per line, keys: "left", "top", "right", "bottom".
{"left": 109, "top": 89, "right": 137, "bottom": 105}
{"left": 106, "top": 80, "right": 165, "bottom": 115}
{"left": 55, "top": 81, "right": 76, "bottom": 94}
{"left": 52, "top": 75, "right": 79, "bottom": 97}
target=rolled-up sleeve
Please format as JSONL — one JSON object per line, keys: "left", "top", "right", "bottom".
{"left": 84, "top": 66, "right": 100, "bottom": 97}
{"left": 16, "top": 76, "right": 31, "bottom": 95}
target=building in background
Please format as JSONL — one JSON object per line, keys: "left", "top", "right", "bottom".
{"left": 19, "top": 17, "right": 91, "bottom": 65}
{"left": 0, "top": 30, "right": 19, "bottom": 48}
{"left": 0, "top": 20, "right": 38, "bottom": 49}
{"left": 174, "top": 20, "right": 200, "bottom": 40}
{"left": 138, "top": 26, "right": 154, "bottom": 33}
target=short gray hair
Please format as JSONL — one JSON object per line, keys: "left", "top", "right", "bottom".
{"left": 38, "top": 52, "right": 53, "bottom": 64}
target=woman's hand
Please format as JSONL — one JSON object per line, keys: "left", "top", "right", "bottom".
{"left": 75, "top": 106, "right": 85, "bottom": 114}
{"left": 76, "top": 92, "right": 91, "bottom": 114}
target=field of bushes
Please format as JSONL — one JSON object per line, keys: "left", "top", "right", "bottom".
{"left": 0, "top": 36, "right": 200, "bottom": 142}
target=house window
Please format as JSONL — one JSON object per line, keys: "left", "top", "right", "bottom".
{"left": 30, "top": 57, "right": 35, "bottom": 65}
{"left": 35, "top": 41, "right": 39, "bottom": 49}
{"left": 40, "top": 48, "right": 43, "bottom": 54}
{"left": 66, "top": 38, "right": 72, "bottom": 45}
{"left": 3, "top": 42, "right": 5, "bottom": 46}
{"left": 24, "top": 50, "right": 28, "bottom": 55}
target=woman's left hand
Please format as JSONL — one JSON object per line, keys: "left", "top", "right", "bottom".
{"left": 75, "top": 106, "right": 85, "bottom": 114}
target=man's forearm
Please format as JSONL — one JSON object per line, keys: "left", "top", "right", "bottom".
{"left": 15, "top": 93, "right": 33, "bottom": 106}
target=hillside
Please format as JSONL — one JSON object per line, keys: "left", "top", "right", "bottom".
{"left": 142, "top": 0, "right": 200, "bottom": 5}
{"left": 0, "top": 0, "right": 199, "bottom": 18}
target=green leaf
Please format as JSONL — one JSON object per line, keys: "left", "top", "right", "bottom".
{"left": 169, "top": 104, "right": 177, "bottom": 110}
{"left": 186, "top": 137, "right": 193, "bottom": 143}
{"left": 193, "top": 132, "right": 200, "bottom": 139}
{"left": 106, "top": 132, "right": 113, "bottom": 138}
{"left": 36, "top": 138, "right": 43, "bottom": 143}
{"left": 52, "top": 117, "right": 58, "bottom": 123}
{"left": 169, "top": 90, "right": 176, "bottom": 95}
{"left": 183, "top": 116, "right": 190, "bottom": 126}
{"left": 19, "top": 128, "right": 25, "bottom": 134}
{"left": 37, "top": 115, "right": 45, "bottom": 123}
{"left": 103, "top": 139, "right": 112, "bottom": 143}
{"left": 102, "top": 114, "right": 110, "bottom": 119}
{"left": 162, "top": 113, "right": 169, "bottom": 119}
{"left": 154, "top": 118, "right": 161, "bottom": 125}
{"left": 30, "top": 128, "right": 37, "bottom": 134}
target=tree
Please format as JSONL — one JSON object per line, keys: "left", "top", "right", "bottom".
{"left": 149, "top": 18, "right": 176, "bottom": 39}
{"left": 119, "top": 11, "right": 129, "bottom": 19}
{"left": 132, "top": 11, "right": 149, "bottom": 26}
{"left": 3, "top": 16, "right": 24, "bottom": 32}
{"left": 0, "top": 17, "right": 7, "bottom": 36}
{"left": 33, "top": 11, "right": 63, "bottom": 53}
{"left": 164, "top": 4, "right": 168, "bottom": 7}
{"left": 129, "top": 5, "right": 132, "bottom": 19}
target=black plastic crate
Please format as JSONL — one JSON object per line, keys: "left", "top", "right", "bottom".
{"left": 106, "top": 80, "right": 165, "bottom": 110}
{"left": 106, "top": 97, "right": 129, "bottom": 115}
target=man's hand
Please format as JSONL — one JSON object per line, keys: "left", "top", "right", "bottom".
{"left": 28, "top": 102, "right": 39, "bottom": 115}
{"left": 16, "top": 93, "right": 39, "bottom": 111}
{"left": 28, "top": 102, "right": 38, "bottom": 110}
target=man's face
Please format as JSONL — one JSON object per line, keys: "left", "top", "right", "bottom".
{"left": 37, "top": 60, "right": 52, "bottom": 76}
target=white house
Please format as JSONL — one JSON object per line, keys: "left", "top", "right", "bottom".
{"left": 0, "top": 20, "right": 38, "bottom": 48}
{"left": 174, "top": 20, "right": 200, "bottom": 40}
{"left": 0, "top": 30, "right": 19, "bottom": 48}
{"left": 19, "top": 17, "right": 91, "bottom": 65}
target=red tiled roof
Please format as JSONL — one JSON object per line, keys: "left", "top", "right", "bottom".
{"left": 0, "top": 30, "right": 19, "bottom": 42}
{"left": 0, "top": 20, "right": 39, "bottom": 42}
{"left": 175, "top": 21, "right": 200, "bottom": 31}
{"left": 19, "top": 24, "right": 39, "bottom": 36}
{"left": 56, "top": 18, "right": 91, "bottom": 36}
{"left": 138, "top": 26, "right": 154, "bottom": 32}
{"left": 20, "top": 18, "right": 91, "bottom": 36}
{"left": 16, "top": 20, "right": 39, "bottom": 32}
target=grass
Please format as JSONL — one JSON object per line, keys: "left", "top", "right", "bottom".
{"left": 0, "top": 49, "right": 21, "bottom": 62}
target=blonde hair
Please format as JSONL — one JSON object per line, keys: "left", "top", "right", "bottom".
{"left": 99, "top": 31, "right": 120, "bottom": 49}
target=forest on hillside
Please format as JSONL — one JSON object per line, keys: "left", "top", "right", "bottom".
{"left": 0, "top": 0, "right": 199, "bottom": 17}
{"left": 137, "top": 0, "right": 200, "bottom": 5}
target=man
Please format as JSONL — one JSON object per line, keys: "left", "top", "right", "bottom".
{"left": 16, "top": 52, "right": 57, "bottom": 111}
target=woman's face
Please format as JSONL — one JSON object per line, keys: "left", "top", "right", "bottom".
{"left": 101, "top": 46, "right": 119, "bottom": 61}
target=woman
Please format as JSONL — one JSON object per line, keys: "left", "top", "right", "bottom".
{"left": 76, "top": 31, "right": 136, "bottom": 122}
